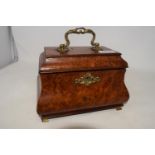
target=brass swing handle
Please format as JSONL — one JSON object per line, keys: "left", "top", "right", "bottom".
{"left": 57, "top": 27, "right": 103, "bottom": 53}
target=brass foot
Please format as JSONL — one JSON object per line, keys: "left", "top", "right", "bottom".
{"left": 116, "top": 107, "right": 122, "bottom": 111}
{"left": 42, "top": 117, "right": 49, "bottom": 122}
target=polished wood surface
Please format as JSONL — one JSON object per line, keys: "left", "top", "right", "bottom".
{"left": 44, "top": 46, "right": 121, "bottom": 58}
{"left": 39, "top": 47, "right": 127, "bottom": 73}
{"left": 37, "top": 46, "right": 129, "bottom": 120}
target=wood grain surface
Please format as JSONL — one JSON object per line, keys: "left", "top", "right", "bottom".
{"left": 37, "top": 46, "right": 129, "bottom": 120}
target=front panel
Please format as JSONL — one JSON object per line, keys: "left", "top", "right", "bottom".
{"left": 37, "top": 69, "right": 129, "bottom": 116}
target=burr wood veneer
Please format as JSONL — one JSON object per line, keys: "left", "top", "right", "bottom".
{"left": 37, "top": 46, "right": 129, "bottom": 121}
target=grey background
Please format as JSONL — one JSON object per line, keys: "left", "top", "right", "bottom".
{"left": 0, "top": 26, "right": 18, "bottom": 69}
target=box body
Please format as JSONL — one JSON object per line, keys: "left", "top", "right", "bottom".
{"left": 37, "top": 46, "right": 129, "bottom": 120}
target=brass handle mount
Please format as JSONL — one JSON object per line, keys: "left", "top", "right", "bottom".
{"left": 57, "top": 27, "right": 103, "bottom": 53}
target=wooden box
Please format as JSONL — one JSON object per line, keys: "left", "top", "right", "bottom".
{"left": 37, "top": 27, "right": 129, "bottom": 122}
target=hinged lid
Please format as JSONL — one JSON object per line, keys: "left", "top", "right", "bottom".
{"left": 39, "top": 27, "right": 128, "bottom": 73}
{"left": 39, "top": 46, "right": 128, "bottom": 73}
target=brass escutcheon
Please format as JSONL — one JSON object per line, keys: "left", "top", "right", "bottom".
{"left": 74, "top": 73, "right": 100, "bottom": 86}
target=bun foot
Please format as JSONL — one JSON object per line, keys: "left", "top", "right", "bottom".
{"left": 42, "top": 117, "right": 49, "bottom": 122}
{"left": 116, "top": 107, "right": 122, "bottom": 111}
